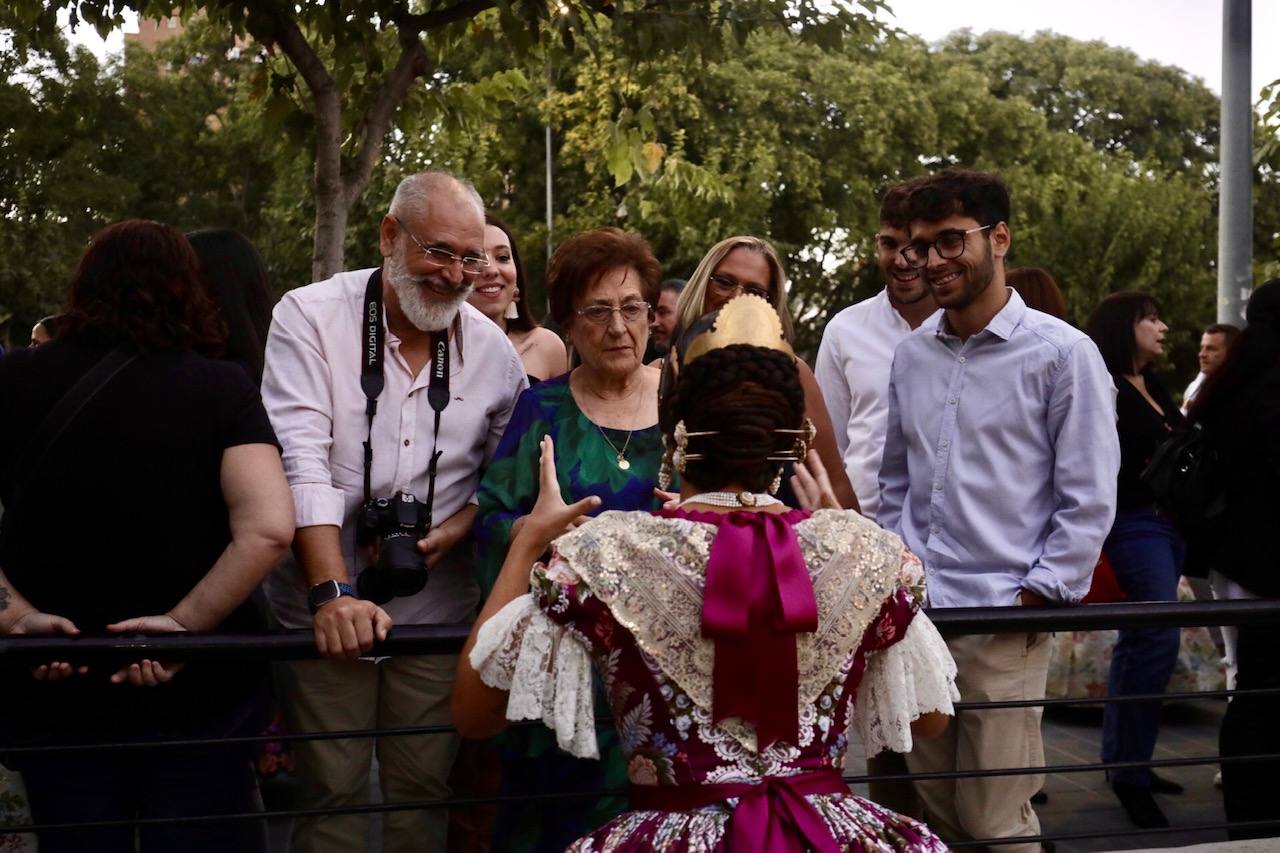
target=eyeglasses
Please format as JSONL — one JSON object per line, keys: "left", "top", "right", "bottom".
{"left": 708, "top": 273, "right": 772, "bottom": 302}
{"left": 899, "top": 224, "right": 994, "bottom": 269}
{"left": 576, "top": 301, "right": 652, "bottom": 326}
{"left": 394, "top": 216, "right": 489, "bottom": 275}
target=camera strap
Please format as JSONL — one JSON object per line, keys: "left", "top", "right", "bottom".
{"left": 360, "top": 268, "right": 451, "bottom": 507}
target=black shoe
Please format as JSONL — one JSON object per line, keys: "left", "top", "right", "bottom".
{"left": 1113, "top": 782, "right": 1171, "bottom": 828}
{"left": 1041, "top": 842, "right": 1056, "bottom": 853}
{"left": 1031, "top": 789, "right": 1049, "bottom": 805}
{"left": 1148, "top": 771, "right": 1185, "bottom": 795}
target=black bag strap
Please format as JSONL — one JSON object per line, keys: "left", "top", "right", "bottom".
{"left": 9, "top": 345, "right": 137, "bottom": 514}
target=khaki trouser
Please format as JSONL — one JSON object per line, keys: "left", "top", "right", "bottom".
{"left": 283, "top": 654, "right": 460, "bottom": 853}
{"left": 906, "top": 632, "right": 1051, "bottom": 853}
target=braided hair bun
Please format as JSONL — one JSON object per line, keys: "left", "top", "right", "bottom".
{"left": 661, "top": 344, "right": 804, "bottom": 493}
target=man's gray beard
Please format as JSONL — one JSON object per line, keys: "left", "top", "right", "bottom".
{"left": 386, "top": 251, "right": 471, "bottom": 332}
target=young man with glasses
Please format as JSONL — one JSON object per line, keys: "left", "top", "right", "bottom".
{"left": 260, "top": 171, "right": 526, "bottom": 852}
{"left": 877, "top": 169, "right": 1119, "bottom": 853}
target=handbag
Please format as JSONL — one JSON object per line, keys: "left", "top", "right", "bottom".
{"left": 1139, "top": 423, "right": 1226, "bottom": 534}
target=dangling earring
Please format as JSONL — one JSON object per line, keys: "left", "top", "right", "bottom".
{"left": 504, "top": 289, "right": 520, "bottom": 320}
{"left": 768, "top": 468, "right": 783, "bottom": 495}
{"left": 658, "top": 435, "right": 674, "bottom": 490}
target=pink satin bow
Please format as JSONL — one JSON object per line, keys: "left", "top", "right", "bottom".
{"left": 700, "top": 510, "right": 817, "bottom": 748}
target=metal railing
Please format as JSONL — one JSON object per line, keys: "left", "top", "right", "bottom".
{"left": 2, "top": 598, "right": 1277, "bottom": 846}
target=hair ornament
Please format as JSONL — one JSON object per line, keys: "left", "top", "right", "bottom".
{"left": 672, "top": 419, "right": 716, "bottom": 474}
{"left": 768, "top": 417, "right": 817, "bottom": 462}
{"left": 682, "top": 294, "right": 794, "bottom": 369}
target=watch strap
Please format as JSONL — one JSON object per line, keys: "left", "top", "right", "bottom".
{"left": 308, "top": 580, "right": 355, "bottom": 614}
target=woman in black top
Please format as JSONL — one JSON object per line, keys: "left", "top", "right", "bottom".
{"left": 1187, "top": 279, "right": 1280, "bottom": 838}
{"left": 0, "top": 220, "right": 294, "bottom": 852}
{"left": 1085, "top": 291, "right": 1185, "bottom": 829}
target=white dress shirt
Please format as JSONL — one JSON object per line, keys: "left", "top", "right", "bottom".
{"left": 261, "top": 268, "right": 527, "bottom": 629}
{"left": 814, "top": 289, "right": 922, "bottom": 518}
{"left": 878, "top": 289, "right": 1120, "bottom": 608}
{"left": 1181, "top": 372, "right": 1205, "bottom": 415}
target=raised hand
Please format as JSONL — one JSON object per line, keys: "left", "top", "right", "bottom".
{"left": 790, "top": 449, "right": 841, "bottom": 511}
{"left": 516, "top": 436, "right": 602, "bottom": 552}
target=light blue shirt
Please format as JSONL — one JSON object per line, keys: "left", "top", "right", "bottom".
{"left": 877, "top": 289, "right": 1119, "bottom": 608}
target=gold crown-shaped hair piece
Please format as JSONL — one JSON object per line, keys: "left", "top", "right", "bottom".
{"left": 683, "top": 293, "right": 794, "bottom": 367}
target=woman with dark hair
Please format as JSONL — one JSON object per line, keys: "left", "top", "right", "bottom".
{"left": 1187, "top": 279, "right": 1280, "bottom": 837}
{"left": 472, "top": 227, "right": 667, "bottom": 850}
{"left": 468, "top": 213, "right": 567, "bottom": 383}
{"left": 187, "top": 228, "right": 274, "bottom": 383}
{"left": 1007, "top": 267, "right": 1067, "bottom": 321}
{"left": 674, "top": 236, "right": 858, "bottom": 510}
{"left": 28, "top": 314, "right": 63, "bottom": 347}
{"left": 1085, "top": 291, "right": 1185, "bottom": 828}
{"left": 0, "top": 220, "right": 294, "bottom": 852}
{"left": 455, "top": 294, "right": 956, "bottom": 852}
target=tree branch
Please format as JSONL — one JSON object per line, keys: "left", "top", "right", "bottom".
{"left": 344, "top": 32, "right": 430, "bottom": 206}
{"left": 396, "top": 0, "right": 498, "bottom": 34}
{"left": 241, "top": 0, "right": 336, "bottom": 98}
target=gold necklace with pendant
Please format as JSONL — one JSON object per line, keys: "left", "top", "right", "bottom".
{"left": 583, "top": 373, "right": 645, "bottom": 471}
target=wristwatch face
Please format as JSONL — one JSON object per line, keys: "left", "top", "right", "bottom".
{"left": 309, "top": 580, "right": 345, "bottom": 611}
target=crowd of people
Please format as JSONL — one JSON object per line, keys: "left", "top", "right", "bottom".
{"left": 0, "top": 166, "right": 1276, "bottom": 853}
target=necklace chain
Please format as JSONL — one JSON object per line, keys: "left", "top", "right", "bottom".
{"left": 578, "top": 371, "right": 646, "bottom": 471}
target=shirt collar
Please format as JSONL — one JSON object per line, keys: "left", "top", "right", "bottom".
{"left": 933, "top": 286, "right": 1025, "bottom": 342}
{"left": 875, "top": 288, "right": 914, "bottom": 332}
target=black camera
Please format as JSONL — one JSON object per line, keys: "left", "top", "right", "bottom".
{"left": 355, "top": 491, "right": 432, "bottom": 604}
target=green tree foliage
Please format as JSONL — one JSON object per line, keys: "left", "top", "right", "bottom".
{"left": 3, "top": 14, "right": 1276, "bottom": 387}
{"left": 0, "top": 21, "right": 281, "bottom": 336}
{"left": 6, "top": 1, "right": 888, "bottom": 280}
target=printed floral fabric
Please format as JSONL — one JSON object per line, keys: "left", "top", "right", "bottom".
{"left": 473, "top": 509, "right": 955, "bottom": 851}
{"left": 0, "top": 764, "right": 35, "bottom": 853}
{"left": 1047, "top": 576, "right": 1227, "bottom": 699}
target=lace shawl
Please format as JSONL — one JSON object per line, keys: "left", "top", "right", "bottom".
{"left": 551, "top": 509, "right": 914, "bottom": 752}
{"left": 470, "top": 593, "right": 599, "bottom": 759}
{"left": 853, "top": 611, "right": 959, "bottom": 756}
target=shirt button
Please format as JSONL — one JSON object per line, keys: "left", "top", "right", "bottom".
{"left": 948, "top": 397, "right": 958, "bottom": 404}
{"left": 930, "top": 524, "right": 940, "bottom": 534}
{"left": 403, "top": 439, "right": 411, "bottom": 446}
{"left": 958, "top": 356, "right": 967, "bottom": 364}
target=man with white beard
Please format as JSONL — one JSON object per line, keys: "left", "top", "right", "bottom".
{"left": 261, "top": 171, "right": 526, "bottom": 852}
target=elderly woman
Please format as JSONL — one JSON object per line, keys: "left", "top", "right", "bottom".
{"left": 473, "top": 226, "right": 666, "bottom": 850}
{"left": 467, "top": 212, "right": 568, "bottom": 384}
{"left": 0, "top": 220, "right": 294, "bottom": 852}
{"left": 673, "top": 235, "right": 858, "bottom": 509}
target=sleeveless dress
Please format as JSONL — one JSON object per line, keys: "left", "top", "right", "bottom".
{"left": 471, "top": 508, "right": 958, "bottom": 852}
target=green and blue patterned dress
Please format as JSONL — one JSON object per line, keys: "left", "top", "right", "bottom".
{"left": 473, "top": 372, "right": 668, "bottom": 852}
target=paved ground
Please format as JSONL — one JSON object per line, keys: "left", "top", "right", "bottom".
{"left": 266, "top": 698, "right": 1275, "bottom": 852}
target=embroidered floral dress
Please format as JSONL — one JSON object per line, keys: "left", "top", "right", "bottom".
{"left": 472, "top": 508, "right": 958, "bottom": 852}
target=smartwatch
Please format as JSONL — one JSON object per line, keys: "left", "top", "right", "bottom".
{"left": 308, "top": 580, "right": 355, "bottom": 614}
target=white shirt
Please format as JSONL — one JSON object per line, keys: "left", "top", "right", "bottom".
{"left": 813, "top": 289, "right": 921, "bottom": 517}
{"left": 1182, "top": 371, "right": 1205, "bottom": 415}
{"left": 261, "top": 268, "right": 527, "bottom": 629}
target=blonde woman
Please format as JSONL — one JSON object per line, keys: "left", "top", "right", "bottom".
{"left": 673, "top": 236, "right": 859, "bottom": 510}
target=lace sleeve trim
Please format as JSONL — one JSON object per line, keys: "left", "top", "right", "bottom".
{"left": 854, "top": 611, "right": 959, "bottom": 757}
{"left": 469, "top": 594, "right": 598, "bottom": 759}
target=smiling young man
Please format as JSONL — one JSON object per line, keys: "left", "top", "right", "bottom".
{"left": 877, "top": 169, "right": 1120, "bottom": 853}
{"left": 261, "top": 171, "right": 526, "bottom": 852}
{"left": 815, "top": 179, "right": 938, "bottom": 519}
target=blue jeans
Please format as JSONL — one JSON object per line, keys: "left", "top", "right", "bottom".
{"left": 1101, "top": 506, "right": 1184, "bottom": 788}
